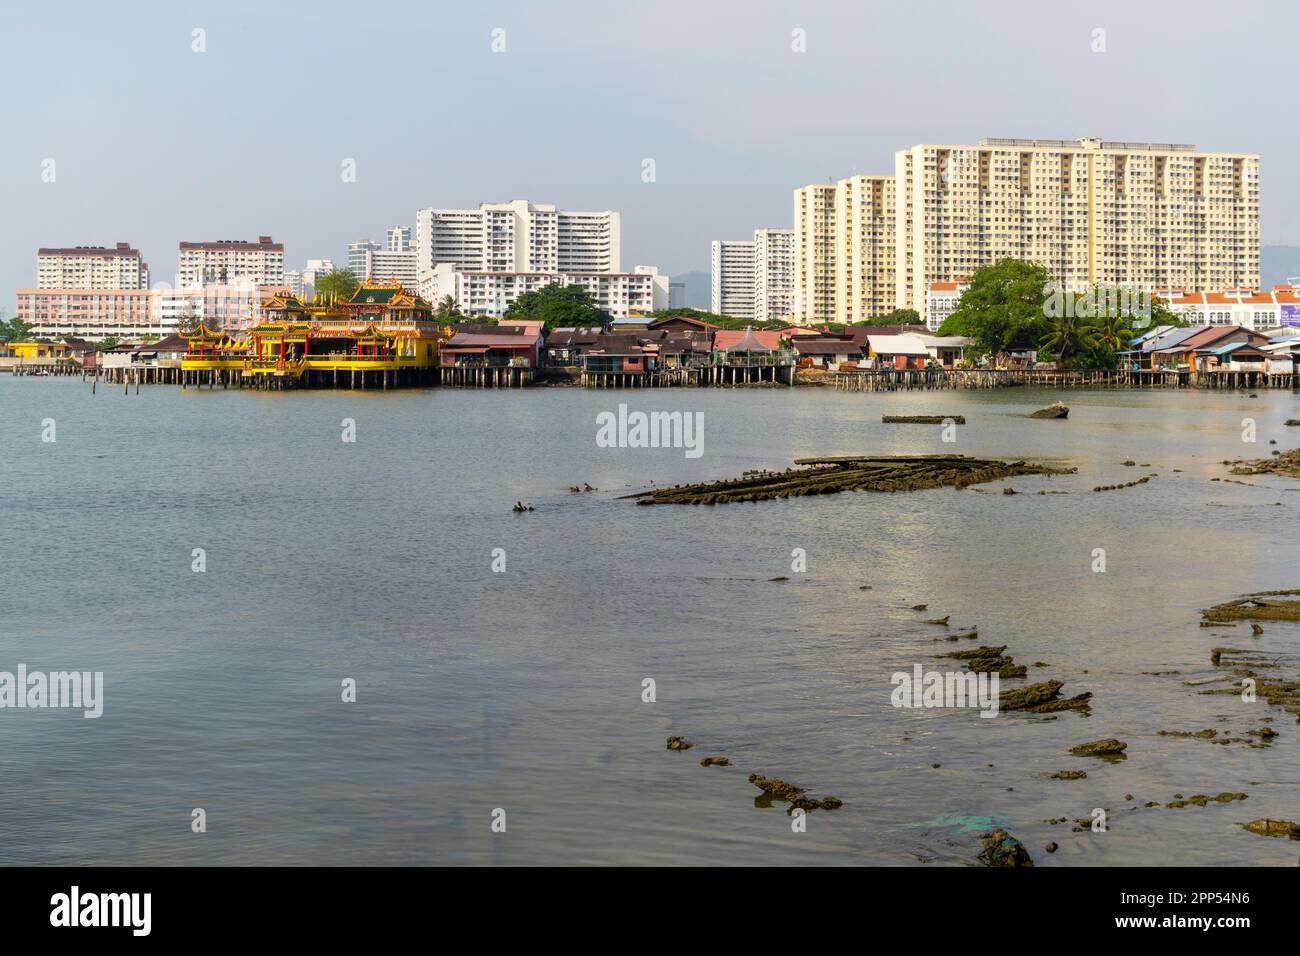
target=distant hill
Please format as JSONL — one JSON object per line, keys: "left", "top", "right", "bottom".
{"left": 671, "top": 271, "right": 710, "bottom": 309}
{"left": 1262, "top": 246, "right": 1300, "bottom": 288}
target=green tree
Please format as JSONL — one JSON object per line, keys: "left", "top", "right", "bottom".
{"left": 99, "top": 336, "right": 120, "bottom": 349}
{"left": 1090, "top": 312, "right": 1134, "bottom": 355}
{"left": 936, "top": 259, "right": 1052, "bottom": 355}
{"left": 505, "top": 284, "right": 610, "bottom": 330}
{"left": 434, "top": 294, "right": 464, "bottom": 324}
{"left": 873, "top": 308, "right": 922, "bottom": 326}
{"left": 4, "top": 317, "right": 35, "bottom": 343}
{"left": 315, "top": 269, "right": 360, "bottom": 301}
{"left": 1041, "top": 313, "right": 1098, "bottom": 362}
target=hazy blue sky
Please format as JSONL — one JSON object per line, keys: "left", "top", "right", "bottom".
{"left": 3, "top": 0, "right": 1297, "bottom": 299}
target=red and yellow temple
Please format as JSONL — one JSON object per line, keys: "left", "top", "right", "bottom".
{"left": 180, "top": 280, "right": 445, "bottom": 388}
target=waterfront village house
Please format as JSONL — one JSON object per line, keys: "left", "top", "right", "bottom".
{"left": 917, "top": 334, "right": 969, "bottom": 368}
{"left": 582, "top": 333, "right": 662, "bottom": 374}
{"left": 544, "top": 327, "right": 604, "bottom": 367}
{"left": 865, "top": 334, "right": 928, "bottom": 370}
{"left": 1199, "top": 341, "right": 1271, "bottom": 372}
{"left": 97, "top": 341, "right": 142, "bottom": 372}
{"left": 441, "top": 323, "right": 543, "bottom": 369}
{"left": 792, "top": 336, "right": 862, "bottom": 369}
{"left": 657, "top": 329, "right": 714, "bottom": 368}
{"left": 1149, "top": 325, "right": 1270, "bottom": 370}
{"left": 609, "top": 316, "right": 653, "bottom": 331}
{"left": 60, "top": 337, "right": 101, "bottom": 368}
{"left": 647, "top": 315, "right": 718, "bottom": 334}
{"left": 776, "top": 324, "right": 826, "bottom": 339}
{"left": 6, "top": 340, "right": 75, "bottom": 362}
{"left": 990, "top": 337, "right": 1039, "bottom": 368}
{"left": 545, "top": 327, "right": 714, "bottom": 369}
{"left": 497, "top": 318, "right": 545, "bottom": 339}
{"left": 129, "top": 333, "right": 189, "bottom": 369}
{"left": 713, "top": 328, "right": 782, "bottom": 363}
{"left": 1129, "top": 325, "right": 1199, "bottom": 368}
{"left": 1262, "top": 333, "right": 1300, "bottom": 373}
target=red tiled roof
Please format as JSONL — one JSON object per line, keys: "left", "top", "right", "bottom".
{"left": 714, "top": 329, "right": 781, "bottom": 352}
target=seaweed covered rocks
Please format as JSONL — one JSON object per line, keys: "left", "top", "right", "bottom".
{"left": 942, "top": 644, "right": 1027, "bottom": 679}
{"left": 748, "top": 773, "right": 843, "bottom": 812}
{"left": 1225, "top": 447, "right": 1300, "bottom": 479}
{"left": 627, "top": 455, "right": 1074, "bottom": 505}
{"left": 883, "top": 415, "right": 966, "bottom": 425}
{"left": 1000, "top": 680, "right": 1093, "bottom": 716}
{"left": 1202, "top": 591, "right": 1300, "bottom": 624}
{"left": 978, "top": 828, "right": 1034, "bottom": 867}
{"left": 1069, "top": 738, "right": 1128, "bottom": 758}
{"left": 1242, "top": 819, "right": 1300, "bottom": 840}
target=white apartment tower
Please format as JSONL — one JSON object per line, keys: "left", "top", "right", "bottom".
{"left": 753, "top": 228, "right": 795, "bottom": 323}
{"left": 37, "top": 243, "right": 149, "bottom": 290}
{"left": 386, "top": 225, "right": 413, "bottom": 253}
{"left": 710, "top": 240, "right": 755, "bottom": 318}
{"left": 711, "top": 230, "right": 795, "bottom": 321}
{"left": 415, "top": 200, "right": 620, "bottom": 284}
{"left": 894, "top": 137, "right": 1260, "bottom": 313}
{"left": 177, "top": 236, "right": 284, "bottom": 287}
{"left": 363, "top": 247, "right": 418, "bottom": 289}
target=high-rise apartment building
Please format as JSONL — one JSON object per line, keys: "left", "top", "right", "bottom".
{"left": 710, "top": 230, "right": 795, "bottom": 321}
{"left": 835, "top": 176, "right": 895, "bottom": 323}
{"left": 347, "top": 239, "right": 378, "bottom": 279}
{"left": 363, "top": 247, "right": 418, "bottom": 289}
{"left": 894, "top": 138, "right": 1260, "bottom": 314}
{"left": 753, "top": 228, "right": 795, "bottom": 323}
{"left": 177, "top": 236, "right": 284, "bottom": 287}
{"left": 302, "top": 258, "right": 335, "bottom": 290}
{"left": 793, "top": 183, "right": 838, "bottom": 324}
{"left": 415, "top": 200, "right": 620, "bottom": 283}
{"left": 792, "top": 177, "right": 895, "bottom": 325}
{"left": 386, "top": 225, "right": 413, "bottom": 253}
{"left": 792, "top": 137, "right": 1260, "bottom": 324}
{"left": 710, "top": 240, "right": 754, "bottom": 318}
{"left": 37, "top": 243, "right": 149, "bottom": 290}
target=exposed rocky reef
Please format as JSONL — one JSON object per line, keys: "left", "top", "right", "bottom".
{"left": 627, "top": 455, "right": 1074, "bottom": 505}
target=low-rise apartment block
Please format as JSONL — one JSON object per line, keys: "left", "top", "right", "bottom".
{"left": 178, "top": 236, "right": 284, "bottom": 286}
{"left": 37, "top": 242, "right": 149, "bottom": 290}
{"left": 423, "top": 264, "right": 667, "bottom": 319}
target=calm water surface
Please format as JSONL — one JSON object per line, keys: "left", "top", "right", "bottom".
{"left": 1, "top": 377, "right": 1298, "bottom": 865}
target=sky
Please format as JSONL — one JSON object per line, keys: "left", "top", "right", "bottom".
{"left": 3, "top": 0, "right": 1298, "bottom": 302}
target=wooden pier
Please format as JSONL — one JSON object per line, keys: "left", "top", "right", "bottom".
{"left": 580, "top": 363, "right": 794, "bottom": 388}
{"left": 440, "top": 365, "right": 534, "bottom": 387}
{"left": 5, "top": 362, "right": 84, "bottom": 378}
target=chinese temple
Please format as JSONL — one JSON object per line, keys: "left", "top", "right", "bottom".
{"left": 180, "top": 280, "right": 445, "bottom": 389}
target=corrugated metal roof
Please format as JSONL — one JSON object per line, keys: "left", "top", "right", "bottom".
{"left": 867, "top": 334, "right": 928, "bottom": 355}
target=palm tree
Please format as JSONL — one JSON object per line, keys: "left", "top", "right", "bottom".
{"left": 1092, "top": 313, "right": 1134, "bottom": 355}
{"left": 434, "top": 295, "right": 463, "bottom": 323}
{"left": 1040, "top": 314, "right": 1097, "bottom": 362}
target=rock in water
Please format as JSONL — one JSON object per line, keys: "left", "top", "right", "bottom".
{"left": 1069, "top": 738, "right": 1128, "bottom": 757}
{"left": 978, "top": 828, "right": 1034, "bottom": 867}
{"left": 1028, "top": 402, "right": 1069, "bottom": 419}
{"left": 1242, "top": 819, "right": 1300, "bottom": 840}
